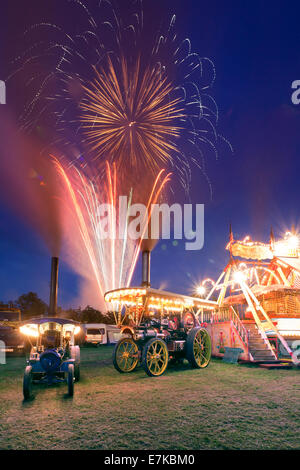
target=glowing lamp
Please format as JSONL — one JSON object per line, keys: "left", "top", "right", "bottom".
{"left": 197, "top": 285, "right": 206, "bottom": 296}
{"left": 233, "top": 271, "right": 246, "bottom": 283}
{"left": 287, "top": 235, "right": 299, "bottom": 249}
{"left": 74, "top": 326, "right": 81, "bottom": 335}
{"left": 20, "top": 324, "right": 39, "bottom": 337}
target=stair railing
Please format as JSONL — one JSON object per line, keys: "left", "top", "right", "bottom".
{"left": 241, "top": 280, "right": 294, "bottom": 361}
{"left": 229, "top": 306, "right": 250, "bottom": 350}
{"left": 201, "top": 305, "right": 250, "bottom": 353}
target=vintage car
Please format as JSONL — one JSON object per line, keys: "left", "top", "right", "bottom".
{"left": 0, "top": 308, "right": 24, "bottom": 356}
{"left": 0, "top": 325, "right": 25, "bottom": 356}
{"left": 20, "top": 318, "right": 81, "bottom": 399}
{"left": 83, "top": 323, "right": 122, "bottom": 346}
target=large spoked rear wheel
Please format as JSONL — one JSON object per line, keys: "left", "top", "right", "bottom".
{"left": 186, "top": 328, "right": 211, "bottom": 369}
{"left": 23, "top": 365, "right": 33, "bottom": 400}
{"left": 113, "top": 338, "right": 139, "bottom": 373}
{"left": 67, "top": 364, "right": 74, "bottom": 397}
{"left": 142, "top": 338, "right": 169, "bottom": 377}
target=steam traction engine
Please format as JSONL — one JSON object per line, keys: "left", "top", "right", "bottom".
{"left": 104, "top": 287, "right": 216, "bottom": 377}
{"left": 19, "top": 257, "right": 81, "bottom": 400}
{"left": 20, "top": 318, "right": 81, "bottom": 399}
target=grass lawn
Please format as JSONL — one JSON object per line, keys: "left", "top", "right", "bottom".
{"left": 0, "top": 346, "right": 299, "bottom": 450}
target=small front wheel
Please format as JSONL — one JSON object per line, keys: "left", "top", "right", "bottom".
{"left": 142, "top": 338, "right": 169, "bottom": 377}
{"left": 71, "top": 346, "right": 81, "bottom": 382}
{"left": 67, "top": 364, "right": 74, "bottom": 396}
{"left": 23, "top": 365, "right": 33, "bottom": 400}
{"left": 113, "top": 338, "right": 139, "bottom": 373}
{"left": 74, "top": 363, "right": 80, "bottom": 382}
{"left": 186, "top": 328, "right": 211, "bottom": 369}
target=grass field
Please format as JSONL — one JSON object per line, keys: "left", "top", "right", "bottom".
{"left": 0, "top": 346, "right": 299, "bottom": 450}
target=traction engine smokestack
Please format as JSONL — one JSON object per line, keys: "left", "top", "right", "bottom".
{"left": 49, "top": 257, "right": 59, "bottom": 316}
{"left": 141, "top": 251, "right": 151, "bottom": 287}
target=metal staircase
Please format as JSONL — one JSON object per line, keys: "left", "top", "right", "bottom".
{"left": 201, "top": 255, "right": 298, "bottom": 364}
{"left": 242, "top": 322, "right": 277, "bottom": 362}
{"left": 239, "top": 279, "right": 295, "bottom": 362}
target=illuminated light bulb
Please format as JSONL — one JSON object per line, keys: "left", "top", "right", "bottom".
{"left": 197, "top": 285, "right": 206, "bottom": 296}
{"left": 233, "top": 271, "right": 246, "bottom": 283}
{"left": 20, "top": 325, "right": 39, "bottom": 337}
{"left": 288, "top": 235, "right": 299, "bottom": 249}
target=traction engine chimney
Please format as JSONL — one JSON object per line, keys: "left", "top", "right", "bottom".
{"left": 141, "top": 250, "right": 151, "bottom": 288}
{"left": 49, "top": 257, "right": 59, "bottom": 316}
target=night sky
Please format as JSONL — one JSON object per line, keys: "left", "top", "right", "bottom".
{"left": 0, "top": 0, "right": 300, "bottom": 309}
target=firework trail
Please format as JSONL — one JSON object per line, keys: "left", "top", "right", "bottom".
{"left": 54, "top": 157, "right": 170, "bottom": 306}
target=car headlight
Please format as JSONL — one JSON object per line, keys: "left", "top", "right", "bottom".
{"left": 20, "top": 325, "right": 39, "bottom": 337}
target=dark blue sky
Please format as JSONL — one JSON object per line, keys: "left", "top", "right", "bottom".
{"left": 0, "top": 0, "right": 300, "bottom": 308}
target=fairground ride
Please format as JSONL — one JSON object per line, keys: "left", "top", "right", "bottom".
{"left": 198, "top": 230, "right": 300, "bottom": 365}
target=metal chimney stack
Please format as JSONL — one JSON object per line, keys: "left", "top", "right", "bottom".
{"left": 49, "top": 257, "right": 59, "bottom": 316}
{"left": 141, "top": 251, "right": 151, "bottom": 287}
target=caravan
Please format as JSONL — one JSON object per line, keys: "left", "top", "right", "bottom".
{"left": 83, "top": 323, "right": 122, "bottom": 346}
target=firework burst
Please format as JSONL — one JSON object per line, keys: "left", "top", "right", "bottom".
{"left": 8, "top": 0, "right": 231, "bottom": 193}
{"left": 80, "top": 55, "right": 184, "bottom": 175}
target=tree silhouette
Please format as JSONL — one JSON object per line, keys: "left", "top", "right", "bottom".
{"left": 15, "top": 292, "right": 47, "bottom": 319}
{"left": 80, "top": 306, "right": 104, "bottom": 323}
